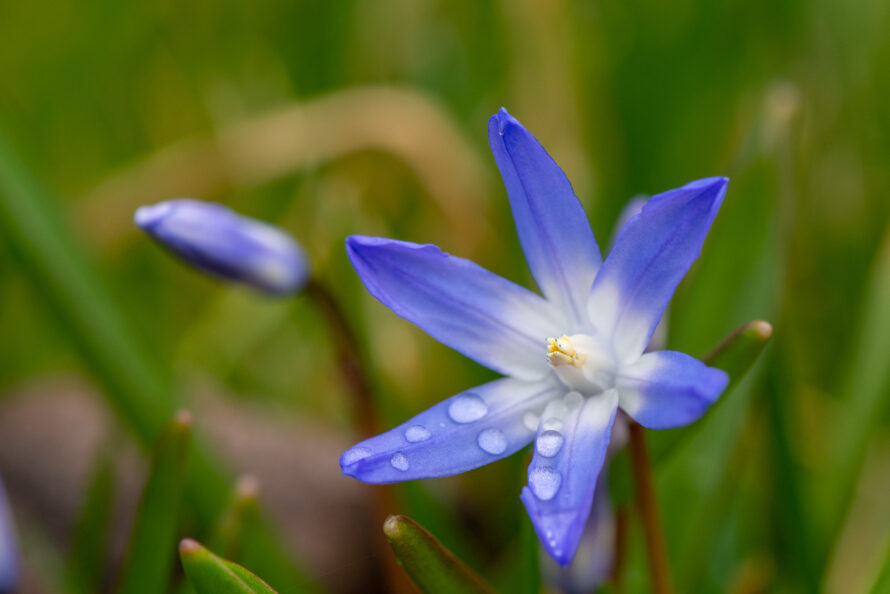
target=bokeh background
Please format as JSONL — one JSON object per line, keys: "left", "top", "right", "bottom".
{"left": 1, "top": 0, "right": 889, "bottom": 593}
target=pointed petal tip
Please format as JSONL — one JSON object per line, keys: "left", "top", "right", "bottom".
{"left": 489, "top": 107, "right": 521, "bottom": 136}
{"left": 520, "top": 487, "right": 579, "bottom": 567}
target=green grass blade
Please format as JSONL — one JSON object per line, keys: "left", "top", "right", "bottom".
{"left": 650, "top": 319, "right": 773, "bottom": 463}
{"left": 383, "top": 515, "right": 496, "bottom": 594}
{"left": 64, "top": 456, "right": 115, "bottom": 594}
{"left": 117, "top": 411, "right": 193, "bottom": 594}
{"left": 180, "top": 539, "right": 278, "bottom": 594}
{"left": 821, "top": 229, "right": 890, "bottom": 556}
{"left": 207, "top": 476, "right": 261, "bottom": 561}
{"left": 869, "top": 538, "right": 890, "bottom": 594}
{"left": 703, "top": 320, "right": 774, "bottom": 386}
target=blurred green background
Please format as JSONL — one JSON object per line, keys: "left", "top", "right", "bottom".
{"left": 0, "top": 0, "right": 889, "bottom": 592}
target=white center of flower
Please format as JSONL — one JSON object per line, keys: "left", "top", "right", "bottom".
{"left": 546, "top": 334, "right": 616, "bottom": 394}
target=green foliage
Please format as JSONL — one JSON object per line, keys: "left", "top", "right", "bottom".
{"left": 383, "top": 515, "right": 496, "bottom": 594}
{"left": 180, "top": 539, "right": 278, "bottom": 594}
{"left": 64, "top": 455, "right": 115, "bottom": 594}
{"left": 117, "top": 411, "right": 193, "bottom": 594}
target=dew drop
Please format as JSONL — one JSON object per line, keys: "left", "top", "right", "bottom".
{"left": 563, "top": 391, "right": 583, "bottom": 410}
{"left": 535, "top": 430, "right": 564, "bottom": 457}
{"left": 529, "top": 466, "right": 562, "bottom": 501}
{"left": 342, "top": 447, "right": 372, "bottom": 465}
{"left": 542, "top": 417, "right": 564, "bottom": 432}
{"left": 477, "top": 428, "right": 507, "bottom": 455}
{"left": 523, "top": 411, "right": 540, "bottom": 432}
{"left": 404, "top": 425, "right": 431, "bottom": 442}
{"left": 448, "top": 394, "right": 488, "bottom": 423}
{"left": 390, "top": 453, "right": 409, "bottom": 471}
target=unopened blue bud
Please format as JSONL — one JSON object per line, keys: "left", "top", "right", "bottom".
{"left": 0, "top": 477, "right": 19, "bottom": 594}
{"left": 135, "top": 200, "right": 310, "bottom": 294}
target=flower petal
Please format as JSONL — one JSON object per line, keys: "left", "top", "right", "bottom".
{"left": 588, "top": 177, "right": 728, "bottom": 363}
{"left": 347, "top": 236, "right": 566, "bottom": 380}
{"left": 341, "top": 378, "right": 562, "bottom": 483}
{"left": 616, "top": 350, "right": 729, "bottom": 429}
{"left": 543, "top": 474, "right": 615, "bottom": 593}
{"left": 0, "top": 477, "right": 19, "bottom": 593}
{"left": 521, "top": 390, "right": 618, "bottom": 566}
{"left": 489, "top": 109, "right": 602, "bottom": 325}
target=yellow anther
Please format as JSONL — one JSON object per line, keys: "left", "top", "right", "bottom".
{"left": 546, "top": 335, "right": 587, "bottom": 368}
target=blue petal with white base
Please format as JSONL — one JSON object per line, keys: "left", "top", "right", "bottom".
{"left": 489, "top": 109, "right": 601, "bottom": 325}
{"left": 616, "top": 351, "right": 729, "bottom": 430}
{"left": 341, "top": 378, "right": 562, "bottom": 483}
{"left": 588, "top": 177, "right": 727, "bottom": 363}
{"left": 521, "top": 390, "right": 618, "bottom": 565}
{"left": 347, "top": 236, "right": 566, "bottom": 380}
{"left": 135, "top": 199, "right": 309, "bottom": 294}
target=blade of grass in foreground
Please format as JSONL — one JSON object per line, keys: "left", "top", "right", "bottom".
{"left": 117, "top": 412, "right": 192, "bottom": 594}
{"left": 383, "top": 515, "right": 496, "bottom": 594}
{"left": 180, "top": 539, "right": 278, "bottom": 594}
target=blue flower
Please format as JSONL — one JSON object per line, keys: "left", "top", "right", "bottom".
{"left": 340, "top": 108, "right": 729, "bottom": 565}
{"left": 0, "top": 477, "right": 19, "bottom": 593}
{"left": 135, "top": 199, "right": 310, "bottom": 294}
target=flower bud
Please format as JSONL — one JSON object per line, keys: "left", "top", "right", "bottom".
{"left": 135, "top": 200, "right": 310, "bottom": 294}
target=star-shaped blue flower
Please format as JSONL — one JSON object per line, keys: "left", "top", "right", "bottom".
{"left": 340, "top": 108, "right": 729, "bottom": 565}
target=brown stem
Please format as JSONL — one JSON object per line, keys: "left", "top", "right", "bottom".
{"left": 304, "top": 279, "right": 414, "bottom": 594}
{"left": 304, "top": 279, "right": 376, "bottom": 436}
{"left": 611, "top": 505, "right": 629, "bottom": 591}
{"left": 628, "top": 422, "right": 674, "bottom": 594}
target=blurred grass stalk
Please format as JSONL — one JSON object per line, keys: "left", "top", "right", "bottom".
{"left": 0, "top": 131, "right": 314, "bottom": 592}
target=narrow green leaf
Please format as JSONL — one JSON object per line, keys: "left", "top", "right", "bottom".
{"left": 869, "top": 537, "right": 890, "bottom": 594}
{"left": 117, "top": 411, "right": 193, "bottom": 594}
{"left": 821, "top": 229, "right": 890, "bottom": 557}
{"left": 180, "top": 539, "right": 277, "bottom": 594}
{"left": 64, "top": 455, "right": 115, "bottom": 594}
{"left": 207, "top": 476, "right": 261, "bottom": 561}
{"left": 702, "top": 320, "right": 774, "bottom": 388}
{"left": 650, "top": 319, "right": 773, "bottom": 463}
{"left": 383, "top": 515, "right": 496, "bottom": 594}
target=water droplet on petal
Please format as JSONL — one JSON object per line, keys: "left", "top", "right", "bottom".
{"left": 448, "top": 394, "right": 488, "bottom": 423}
{"left": 477, "top": 428, "right": 507, "bottom": 454}
{"left": 342, "top": 446, "right": 372, "bottom": 465}
{"left": 523, "top": 411, "right": 540, "bottom": 432}
{"left": 536, "top": 430, "right": 564, "bottom": 457}
{"left": 404, "top": 425, "right": 431, "bottom": 442}
{"left": 390, "top": 453, "right": 409, "bottom": 471}
{"left": 563, "top": 391, "right": 583, "bottom": 410}
{"left": 529, "top": 466, "right": 562, "bottom": 501}
{"left": 542, "top": 417, "right": 564, "bottom": 432}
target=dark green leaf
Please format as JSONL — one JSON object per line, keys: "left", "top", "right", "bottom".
{"left": 117, "top": 411, "right": 193, "bottom": 594}
{"left": 180, "top": 539, "right": 278, "bottom": 594}
{"left": 64, "top": 455, "right": 115, "bottom": 594}
{"left": 383, "top": 515, "right": 496, "bottom": 594}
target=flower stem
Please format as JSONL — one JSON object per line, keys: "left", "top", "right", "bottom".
{"left": 628, "top": 422, "right": 674, "bottom": 594}
{"left": 304, "top": 279, "right": 415, "bottom": 594}
{"left": 304, "top": 279, "right": 376, "bottom": 436}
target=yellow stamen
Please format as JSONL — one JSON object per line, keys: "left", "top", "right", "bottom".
{"left": 547, "top": 335, "right": 587, "bottom": 368}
